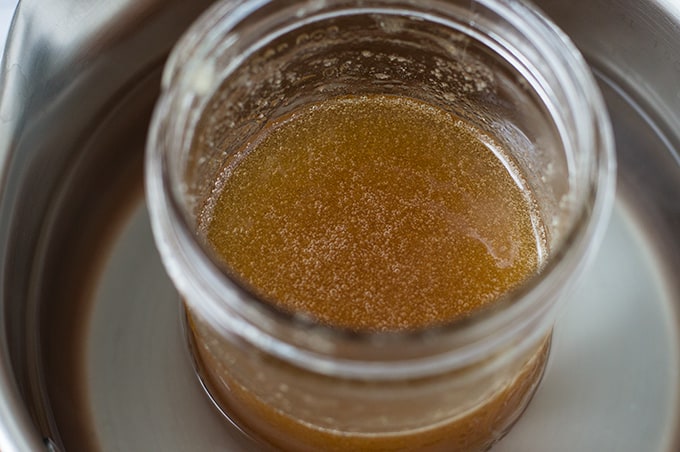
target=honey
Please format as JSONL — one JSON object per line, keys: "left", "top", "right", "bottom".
{"left": 187, "top": 93, "right": 550, "bottom": 450}
{"left": 201, "top": 94, "right": 544, "bottom": 331}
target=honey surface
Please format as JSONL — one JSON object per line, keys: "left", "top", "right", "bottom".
{"left": 202, "top": 94, "right": 543, "bottom": 331}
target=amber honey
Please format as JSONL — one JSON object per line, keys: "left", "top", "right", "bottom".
{"left": 200, "top": 94, "right": 544, "bottom": 331}
{"left": 187, "top": 94, "right": 549, "bottom": 451}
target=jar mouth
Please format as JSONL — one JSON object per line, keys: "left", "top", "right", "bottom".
{"left": 146, "top": 0, "right": 616, "bottom": 378}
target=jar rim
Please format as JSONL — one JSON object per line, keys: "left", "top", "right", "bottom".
{"left": 146, "top": 0, "right": 616, "bottom": 379}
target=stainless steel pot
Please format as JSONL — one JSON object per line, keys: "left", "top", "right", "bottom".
{"left": 0, "top": 2, "right": 214, "bottom": 450}
{"left": 0, "top": 0, "right": 678, "bottom": 451}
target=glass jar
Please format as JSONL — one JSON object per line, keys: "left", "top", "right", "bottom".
{"left": 145, "top": 1, "right": 615, "bottom": 451}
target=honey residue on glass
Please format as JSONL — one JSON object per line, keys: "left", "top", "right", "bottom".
{"left": 200, "top": 94, "right": 544, "bottom": 331}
